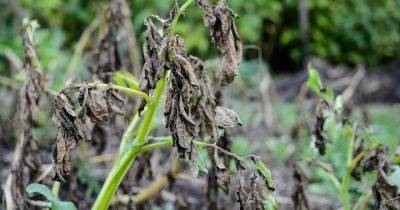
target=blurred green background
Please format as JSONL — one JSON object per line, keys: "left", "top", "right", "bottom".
{"left": 1, "top": 0, "right": 400, "bottom": 79}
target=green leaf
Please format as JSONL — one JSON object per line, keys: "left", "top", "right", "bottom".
{"left": 306, "top": 67, "right": 323, "bottom": 94}
{"left": 51, "top": 201, "right": 77, "bottom": 210}
{"left": 306, "top": 67, "right": 334, "bottom": 102}
{"left": 262, "top": 194, "right": 280, "bottom": 210}
{"left": 26, "top": 183, "right": 77, "bottom": 210}
{"left": 232, "top": 137, "right": 250, "bottom": 156}
{"left": 256, "top": 160, "right": 275, "bottom": 190}
{"left": 26, "top": 183, "right": 55, "bottom": 202}
{"left": 113, "top": 71, "right": 140, "bottom": 90}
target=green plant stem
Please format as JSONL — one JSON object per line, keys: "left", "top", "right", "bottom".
{"left": 339, "top": 126, "right": 355, "bottom": 210}
{"left": 170, "top": 0, "right": 194, "bottom": 34}
{"left": 92, "top": 1, "right": 194, "bottom": 208}
{"left": 91, "top": 76, "right": 167, "bottom": 210}
{"left": 117, "top": 113, "right": 140, "bottom": 159}
{"left": 51, "top": 181, "right": 61, "bottom": 198}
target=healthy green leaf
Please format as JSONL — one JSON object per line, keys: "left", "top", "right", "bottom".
{"left": 307, "top": 67, "right": 334, "bottom": 102}
{"left": 26, "top": 183, "right": 55, "bottom": 202}
{"left": 113, "top": 71, "right": 140, "bottom": 90}
{"left": 26, "top": 183, "right": 77, "bottom": 210}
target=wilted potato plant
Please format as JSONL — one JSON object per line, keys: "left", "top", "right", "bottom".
{"left": 6, "top": 0, "right": 278, "bottom": 209}
{"left": 290, "top": 68, "right": 400, "bottom": 210}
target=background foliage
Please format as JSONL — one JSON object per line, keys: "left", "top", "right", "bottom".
{"left": 1, "top": 0, "right": 400, "bottom": 76}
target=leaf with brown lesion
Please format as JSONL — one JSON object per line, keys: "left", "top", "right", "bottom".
{"left": 196, "top": 0, "right": 242, "bottom": 86}
{"left": 213, "top": 149, "right": 230, "bottom": 194}
{"left": 51, "top": 86, "right": 124, "bottom": 182}
{"left": 314, "top": 99, "right": 329, "bottom": 155}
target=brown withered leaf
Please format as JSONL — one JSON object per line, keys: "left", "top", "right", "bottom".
{"left": 139, "top": 17, "right": 164, "bottom": 95}
{"left": 52, "top": 129, "right": 77, "bottom": 182}
{"left": 4, "top": 19, "right": 45, "bottom": 210}
{"left": 291, "top": 163, "right": 310, "bottom": 210}
{"left": 52, "top": 86, "right": 124, "bottom": 182}
{"left": 109, "top": 0, "right": 142, "bottom": 76}
{"left": 52, "top": 94, "right": 91, "bottom": 181}
{"left": 164, "top": 35, "right": 199, "bottom": 159}
{"left": 362, "top": 145, "right": 388, "bottom": 172}
{"left": 138, "top": 17, "right": 167, "bottom": 113}
{"left": 314, "top": 99, "right": 329, "bottom": 155}
{"left": 84, "top": 89, "right": 109, "bottom": 124}
{"left": 213, "top": 149, "right": 230, "bottom": 194}
{"left": 190, "top": 55, "right": 217, "bottom": 139}
{"left": 214, "top": 106, "right": 242, "bottom": 128}
{"left": 373, "top": 168, "right": 399, "bottom": 209}
{"left": 106, "top": 89, "right": 125, "bottom": 115}
{"left": 237, "top": 172, "right": 278, "bottom": 210}
{"left": 197, "top": 0, "right": 242, "bottom": 86}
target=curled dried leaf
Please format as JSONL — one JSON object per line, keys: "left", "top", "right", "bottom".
{"left": 164, "top": 35, "right": 199, "bottom": 159}
{"left": 213, "top": 149, "right": 230, "bottom": 194}
{"left": 237, "top": 173, "right": 279, "bottom": 210}
{"left": 372, "top": 168, "right": 399, "bottom": 209}
{"left": 314, "top": 99, "right": 329, "bottom": 155}
{"left": 190, "top": 56, "right": 217, "bottom": 139}
{"left": 362, "top": 145, "right": 388, "bottom": 172}
{"left": 139, "top": 17, "right": 164, "bottom": 97}
{"left": 52, "top": 85, "right": 124, "bottom": 182}
{"left": 197, "top": 0, "right": 242, "bottom": 86}
{"left": 214, "top": 106, "right": 242, "bottom": 128}
{"left": 291, "top": 163, "right": 310, "bottom": 210}
{"left": 83, "top": 88, "right": 109, "bottom": 124}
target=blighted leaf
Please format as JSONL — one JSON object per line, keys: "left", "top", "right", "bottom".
{"left": 214, "top": 106, "right": 242, "bottom": 128}
{"left": 237, "top": 173, "right": 279, "bottom": 210}
{"left": 164, "top": 35, "right": 199, "bottom": 159}
{"left": 52, "top": 86, "right": 124, "bottom": 182}
{"left": 213, "top": 149, "right": 230, "bottom": 194}
{"left": 106, "top": 89, "right": 125, "bottom": 115}
{"left": 189, "top": 144, "right": 200, "bottom": 177}
{"left": 291, "top": 163, "right": 310, "bottom": 210}
{"left": 314, "top": 99, "right": 329, "bottom": 155}
{"left": 85, "top": 89, "right": 109, "bottom": 124}
{"left": 4, "top": 19, "right": 46, "bottom": 210}
{"left": 372, "top": 169, "right": 399, "bottom": 209}
{"left": 196, "top": 0, "right": 242, "bottom": 86}
{"left": 190, "top": 55, "right": 219, "bottom": 141}
{"left": 138, "top": 17, "right": 166, "bottom": 113}
{"left": 362, "top": 145, "right": 388, "bottom": 172}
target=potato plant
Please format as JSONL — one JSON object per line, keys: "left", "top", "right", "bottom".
{"left": 3, "top": 0, "right": 278, "bottom": 209}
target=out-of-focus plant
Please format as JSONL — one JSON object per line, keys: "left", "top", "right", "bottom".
{"left": 292, "top": 68, "right": 400, "bottom": 209}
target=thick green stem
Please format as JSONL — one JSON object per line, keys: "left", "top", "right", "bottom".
{"left": 92, "top": 1, "right": 194, "bottom": 208}
{"left": 92, "top": 77, "right": 167, "bottom": 210}
{"left": 339, "top": 126, "right": 355, "bottom": 210}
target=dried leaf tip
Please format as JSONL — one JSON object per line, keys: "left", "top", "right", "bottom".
{"left": 197, "top": 0, "right": 242, "bottom": 86}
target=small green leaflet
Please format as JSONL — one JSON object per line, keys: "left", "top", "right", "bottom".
{"left": 256, "top": 160, "right": 275, "bottom": 190}
{"left": 26, "top": 183, "right": 77, "bottom": 210}
{"left": 307, "top": 67, "right": 334, "bottom": 102}
{"left": 113, "top": 71, "right": 140, "bottom": 90}
{"left": 263, "top": 194, "right": 280, "bottom": 210}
